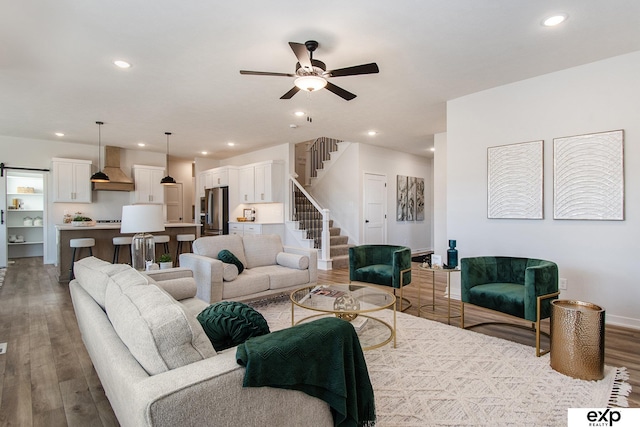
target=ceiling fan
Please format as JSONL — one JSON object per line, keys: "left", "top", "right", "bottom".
{"left": 240, "top": 40, "right": 379, "bottom": 101}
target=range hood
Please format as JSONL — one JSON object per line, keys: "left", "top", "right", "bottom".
{"left": 92, "top": 146, "right": 135, "bottom": 191}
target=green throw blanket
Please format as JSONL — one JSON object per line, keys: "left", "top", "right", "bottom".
{"left": 236, "top": 317, "right": 376, "bottom": 427}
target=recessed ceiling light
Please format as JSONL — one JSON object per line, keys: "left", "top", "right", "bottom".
{"left": 542, "top": 14, "right": 568, "bottom": 27}
{"left": 430, "top": 147, "right": 435, "bottom": 152}
{"left": 113, "top": 60, "right": 131, "bottom": 69}
{"left": 367, "top": 131, "right": 377, "bottom": 136}
{"left": 201, "top": 151, "right": 208, "bottom": 155}
{"left": 294, "top": 111, "right": 305, "bottom": 117}
{"left": 54, "top": 132, "right": 64, "bottom": 137}
{"left": 227, "top": 142, "right": 235, "bottom": 147}
{"left": 137, "top": 142, "right": 145, "bottom": 147}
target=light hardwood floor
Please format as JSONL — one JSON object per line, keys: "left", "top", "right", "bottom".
{"left": 0, "top": 258, "right": 637, "bottom": 426}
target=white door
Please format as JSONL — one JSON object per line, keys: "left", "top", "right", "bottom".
{"left": 363, "top": 173, "right": 387, "bottom": 244}
{"left": 165, "top": 183, "right": 183, "bottom": 222}
{"left": 0, "top": 172, "right": 7, "bottom": 267}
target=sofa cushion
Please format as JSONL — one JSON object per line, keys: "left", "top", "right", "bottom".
{"left": 197, "top": 301, "right": 270, "bottom": 351}
{"left": 73, "top": 256, "right": 132, "bottom": 309}
{"left": 222, "top": 269, "right": 270, "bottom": 299}
{"left": 276, "top": 252, "right": 309, "bottom": 270}
{"left": 192, "top": 234, "right": 247, "bottom": 266}
{"left": 222, "top": 263, "right": 239, "bottom": 281}
{"left": 253, "top": 265, "right": 311, "bottom": 290}
{"left": 243, "top": 234, "right": 283, "bottom": 269}
{"left": 105, "top": 268, "right": 217, "bottom": 375}
{"left": 218, "top": 249, "right": 244, "bottom": 274}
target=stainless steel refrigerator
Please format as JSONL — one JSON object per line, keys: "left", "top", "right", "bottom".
{"left": 203, "top": 187, "right": 229, "bottom": 235}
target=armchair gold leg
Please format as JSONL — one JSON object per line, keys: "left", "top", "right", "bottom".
{"left": 397, "top": 267, "right": 412, "bottom": 312}
{"left": 535, "top": 291, "right": 560, "bottom": 357}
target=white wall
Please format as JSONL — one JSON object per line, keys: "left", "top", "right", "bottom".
{"left": 446, "top": 50, "right": 640, "bottom": 328}
{"left": 310, "top": 143, "right": 361, "bottom": 245}
{"left": 360, "top": 144, "right": 432, "bottom": 252}
{"left": 433, "top": 132, "right": 448, "bottom": 257}
{"left": 311, "top": 142, "right": 432, "bottom": 252}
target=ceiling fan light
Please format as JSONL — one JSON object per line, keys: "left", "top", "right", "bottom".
{"left": 294, "top": 75, "right": 327, "bottom": 92}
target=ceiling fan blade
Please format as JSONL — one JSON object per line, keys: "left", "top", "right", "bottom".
{"left": 280, "top": 86, "right": 300, "bottom": 99}
{"left": 325, "top": 82, "right": 357, "bottom": 101}
{"left": 327, "top": 62, "right": 379, "bottom": 77}
{"left": 240, "top": 70, "right": 295, "bottom": 77}
{"left": 289, "top": 42, "right": 312, "bottom": 70}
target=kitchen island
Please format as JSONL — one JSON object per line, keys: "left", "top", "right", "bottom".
{"left": 55, "top": 222, "right": 199, "bottom": 283}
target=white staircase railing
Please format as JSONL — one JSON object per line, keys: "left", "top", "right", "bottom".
{"left": 289, "top": 174, "right": 330, "bottom": 265}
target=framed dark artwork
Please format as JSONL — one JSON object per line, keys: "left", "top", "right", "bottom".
{"left": 397, "top": 175, "right": 424, "bottom": 221}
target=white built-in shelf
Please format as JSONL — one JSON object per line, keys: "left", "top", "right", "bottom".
{"left": 7, "top": 225, "right": 43, "bottom": 229}
{"left": 8, "top": 241, "right": 44, "bottom": 246}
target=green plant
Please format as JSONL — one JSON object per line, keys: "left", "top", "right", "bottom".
{"left": 158, "top": 253, "right": 172, "bottom": 263}
{"left": 72, "top": 215, "right": 93, "bottom": 221}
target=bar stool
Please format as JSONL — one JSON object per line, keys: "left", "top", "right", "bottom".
{"left": 112, "top": 236, "right": 133, "bottom": 264}
{"left": 153, "top": 235, "right": 170, "bottom": 257}
{"left": 69, "top": 238, "right": 95, "bottom": 281}
{"left": 175, "top": 234, "right": 196, "bottom": 266}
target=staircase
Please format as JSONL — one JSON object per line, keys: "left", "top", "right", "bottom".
{"left": 288, "top": 136, "right": 354, "bottom": 270}
{"left": 290, "top": 186, "right": 352, "bottom": 269}
{"left": 328, "top": 222, "right": 351, "bottom": 269}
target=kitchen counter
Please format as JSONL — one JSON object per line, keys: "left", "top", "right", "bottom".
{"left": 56, "top": 223, "right": 199, "bottom": 283}
{"left": 55, "top": 222, "right": 199, "bottom": 231}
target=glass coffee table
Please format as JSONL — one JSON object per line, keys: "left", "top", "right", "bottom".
{"left": 290, "top": 283, "right": 396, "bottom": 350}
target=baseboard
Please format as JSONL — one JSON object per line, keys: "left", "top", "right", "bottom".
{"left": 605, "top": 314, "right": 640, "bottom": 330}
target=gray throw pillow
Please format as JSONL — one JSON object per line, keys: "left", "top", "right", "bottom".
{"left": 218, "top": 249, "right": 244, "bottom": 274}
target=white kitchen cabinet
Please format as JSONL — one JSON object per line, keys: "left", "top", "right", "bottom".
{"left": 254, "top": 161, "right": 283, "bottom": 203}
{"left": 198, "top": 167, "right": 230, "bottom": 198}
{"left": 210, "top": 167, "right": 229, "bottom": 188}
{"left": 238, "top": 165, "right": 256, "bottom": 203}
{"left": 228, "top": 222, "right": 284, "bottom": 237}
{"left": 238, "top": 161, "right": 283, "bottom": 203}
{"left": 132, "top": 165, "right": 165, "bottom": 204}
{"left": 197, "top": 171, "right": 210, "bottom": 198}
{"left": 52, "top": 158, "right": 92, "bottom": 203}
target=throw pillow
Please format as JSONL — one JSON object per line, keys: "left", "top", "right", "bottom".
{"left": 276, "top": 252, "right": 309, "bottom": 270}
{"left": 197, "top": 301, "right": 270, "bottom": 351}
{"left": 222, "top": 263, "right": 239, "bottom": 281}
{"left": 218, "top": 249, "right": 244, "bottom": 274}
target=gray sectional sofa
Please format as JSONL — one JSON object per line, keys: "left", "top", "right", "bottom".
{"left": 69, "top": 257, "right": 332, "bottom": 427}
{"left": 179, "top": 234, "right": 318, "bottom": 303}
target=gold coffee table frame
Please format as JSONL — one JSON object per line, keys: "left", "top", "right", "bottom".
{"left": 418, "top": 265, "right": 461, "bottom": 325}
{"left": 290, "top": 284, "right": 396, "bottom": 350}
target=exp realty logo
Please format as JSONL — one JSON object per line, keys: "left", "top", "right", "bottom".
{"left": 568, "top": 408, "right": 640, "bottom": 427}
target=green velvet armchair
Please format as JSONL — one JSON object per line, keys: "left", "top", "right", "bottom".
{"left": 460, "top": 256, "right": 559, "bottom": 356}
{"left": 349, "top": 245, "right": 412, "bottom": 311}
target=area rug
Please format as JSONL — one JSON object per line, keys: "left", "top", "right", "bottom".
{"left": 250, "top": 298, "right": 630, "bottom": 427}
{"left": 0, "top": 268, "right": 5, "bottom": 289}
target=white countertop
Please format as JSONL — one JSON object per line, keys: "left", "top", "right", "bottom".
{"left": 55, "top": 222, "right": 199, "bottom": 231}
{"left": 228, "top": 221, "right": 284, "bottom": 225}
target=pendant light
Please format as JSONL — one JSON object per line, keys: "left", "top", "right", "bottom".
{"left": 160, "top": 132, "right": 177, "bottom": 185}
{"left": 90, "top": 121, "right": 110, "bottom": 182}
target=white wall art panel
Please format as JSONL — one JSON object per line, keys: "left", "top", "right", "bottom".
{"left": 553, "top": 130, "right": 624, "bottom": 220}
{"left": 487, "top": 140, "right": 543, "bottom": 219}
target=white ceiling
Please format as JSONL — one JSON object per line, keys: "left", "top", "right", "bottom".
{"left": 2, "top": 1, "right": 639, "bottom": 160}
